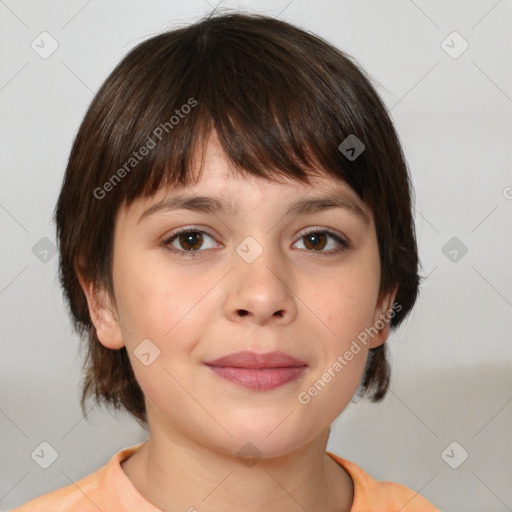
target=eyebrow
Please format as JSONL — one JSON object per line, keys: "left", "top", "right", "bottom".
{"left": 137, "top": 192, "right": 370, "bottom": 225}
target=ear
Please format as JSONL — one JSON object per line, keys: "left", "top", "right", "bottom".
{"left": 77, "top": 271, "right": 125, "bottom": 350}
{"left": 368, "top": 284, "right": 399, "bottom": 349}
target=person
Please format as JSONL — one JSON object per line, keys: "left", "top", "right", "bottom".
{"left": 11, "top": 11, "right": 440, "bottom": 511}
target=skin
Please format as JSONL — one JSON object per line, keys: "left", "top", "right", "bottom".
{"left": 79, "top": 131, "right": 397, "bottom": 512}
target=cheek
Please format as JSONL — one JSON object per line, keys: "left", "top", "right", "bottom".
{"left": 297, "top": 271, "right": 379, "bottom": 422}
{"left": 320, "top": 268, "right": 380, "bottom": 346}
{"left": 117, "top": 255, "right": 216, "bottom": 359}
{"left": 125, "top": 277, "right": 187, "bottom": 343}
{"left": 118, "top": 270, "right": 203, "bottom": 401}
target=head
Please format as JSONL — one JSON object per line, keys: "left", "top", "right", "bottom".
{"left": 55, "top": 12, "right": 421, "bottom": 453}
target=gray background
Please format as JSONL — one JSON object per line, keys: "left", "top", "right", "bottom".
{"left": 1, "top": 0, "right": 511, "bottom": 510}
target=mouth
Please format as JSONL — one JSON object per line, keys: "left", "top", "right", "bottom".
{"left": 204, "top": 351, "right": 308, "bottom": 391}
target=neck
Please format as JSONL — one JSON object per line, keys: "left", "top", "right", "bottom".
{"left": 121, "top": 424, "right": 353, "bottom": 512}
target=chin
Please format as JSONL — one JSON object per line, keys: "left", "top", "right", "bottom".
{"left": 205, "top": 420, "right": 318, "bottom": 461}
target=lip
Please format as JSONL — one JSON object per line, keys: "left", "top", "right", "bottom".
{"left": 205, "top": 350, "right": 307, "bottom": 368}
{"left": 204, "top": 351, "right": 308, "bottom": 391}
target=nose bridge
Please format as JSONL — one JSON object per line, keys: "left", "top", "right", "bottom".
{"left": 226, "top": 232, "right": 296, "bottom": 323}
{"left": 235, "top": 228, "right": 288, "bottom": 280}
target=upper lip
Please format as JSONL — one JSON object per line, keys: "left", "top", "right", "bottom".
{"left": 204, "top": 351, "right": 307, "bottom": 369}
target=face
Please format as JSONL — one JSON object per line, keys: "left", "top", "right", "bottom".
{"left": 83, "top": 132, "right": 396, "bottom": 458}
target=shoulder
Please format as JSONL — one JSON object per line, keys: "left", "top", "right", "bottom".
{"left": 8, "top": 443, "right": 153, "bottom": 512}
{"left": 8, "top": 467, "right": 105, "bottom": 512}
{"left": 327, "top": 452, "right": 441, "bottom": 512}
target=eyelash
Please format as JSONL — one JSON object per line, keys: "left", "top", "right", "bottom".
{"left": 162, "top": 226, "right": 350, "bottom": 259}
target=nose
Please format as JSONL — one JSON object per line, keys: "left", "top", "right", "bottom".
{"left": 223, "top": 239, "right": 297, "bottom": 326}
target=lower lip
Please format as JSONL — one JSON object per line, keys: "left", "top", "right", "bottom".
{"left": 207, "top": 366, "right": 307, "bottom": 391}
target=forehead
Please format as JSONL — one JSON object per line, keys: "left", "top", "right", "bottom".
{"left": 117, "top": 132, "right": 372, "bottom": 226}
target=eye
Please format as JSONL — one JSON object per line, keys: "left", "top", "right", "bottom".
{"left": 293, "top": 228, "right": 349, "bottom": 255}
{"left": 163, "top": 227, "right": 350, "bottom": 259}
{"left": 163, "top": 228, "right": 218, "bottom": 258}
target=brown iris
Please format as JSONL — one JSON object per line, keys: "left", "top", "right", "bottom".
{"left": 178, "top": 232, "right": 204, "bottom": 251}
{"left": 302, "top": 232, "right": 327, "bottom": 251}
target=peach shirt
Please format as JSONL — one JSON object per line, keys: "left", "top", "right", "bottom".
{"left": 10, "top": 442, "right": 440, "bottom": 511}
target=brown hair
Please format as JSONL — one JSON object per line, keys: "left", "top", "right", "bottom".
{"left": 54, "top": 11, "right": 422, "bottom": 427}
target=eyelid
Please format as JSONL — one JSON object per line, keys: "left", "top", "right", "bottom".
{"left": 297, "top": 226, "right": 348, "bottom": 242}
{"left": 163, "top": 225, "right": 348, "bottom": 242}
{"left": 295, "top": 226, "right": 350, "bottom": 253}
{"left": 162, "top": 225, "right": 350, "bottom": 255}
{"left": 165, "top": 225, "right": 216, "bottom": 239}
{"left": 162, "top": 225, "right": 218, "bottom": 248}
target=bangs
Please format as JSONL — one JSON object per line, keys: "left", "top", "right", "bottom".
{"left": 91, "top": 14, "right": 378, "bottom": 210}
